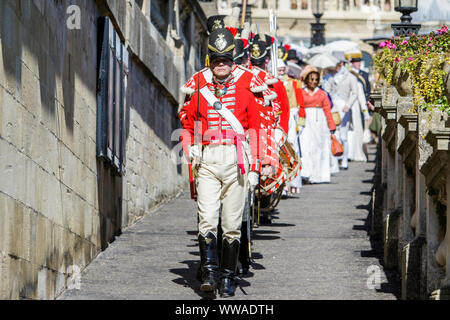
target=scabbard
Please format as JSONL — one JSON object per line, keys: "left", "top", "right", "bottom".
{"left": 188, "top": 163, "right": 197, "bottom": 201}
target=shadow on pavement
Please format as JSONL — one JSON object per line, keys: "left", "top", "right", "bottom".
{"left": 268, "top": 223, "right": 296, "bottom": 227}
{"left": 353, "top": 187, "right": 402, "bottom": 299}
{"left": 170, "top": 260, "right": 217, "bottom": 300}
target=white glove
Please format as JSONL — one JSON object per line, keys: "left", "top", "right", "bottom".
{"left": 248, "top": 171, "right": 259, "bottom": 190}
{"left": 189, "top": 145, "right": 200, "bottom": 161}
{"left": 274, "top": 128, "right": 284, "bottom": 145}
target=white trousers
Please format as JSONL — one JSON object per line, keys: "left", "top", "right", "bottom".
{"left": 197, "top": 144, "right": 248, "bottom": 242}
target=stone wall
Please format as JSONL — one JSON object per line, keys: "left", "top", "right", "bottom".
{"left": 0, "top": 0, "right": 205, "bottom": 299}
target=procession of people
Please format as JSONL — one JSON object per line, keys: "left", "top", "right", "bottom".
{"left": 178, "top": 13, "right": 375, "bottom": 298}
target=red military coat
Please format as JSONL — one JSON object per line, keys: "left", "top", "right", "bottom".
{"left": 182, "top": 81, "right": 261, "bottom": 172}
{"left": 249, "top": 66, "right": 290, "bottom": 134}
{"left": 179, "top": 65, "right": 278, "bottom": 172}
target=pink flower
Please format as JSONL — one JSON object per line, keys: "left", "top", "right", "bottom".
{"left": 442, "top": 26, "right": 448, "bottom": 33}
{"left": 402, "top": 40, "right": 408, "bottom": 45}
{"left": 395, "top": 57, "right": 400, "bottom": 63}
{"left": 379, "top": 41, "right": 387, "bottom": 48}
{"left": 428, "top": 43, "right": 433, "bottom": 47}
{"left": 408, "top": 57, "right": 414, "bottom": 61}
{"left": 390, "top": 44, "right": 397, "bottom": 49}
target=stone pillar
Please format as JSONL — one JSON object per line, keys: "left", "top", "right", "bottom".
{"left": 426, "top": 193, "right": 446, "bottom": 296}
{"left": 444, "top": 166, "right": 450, "bottom": 294}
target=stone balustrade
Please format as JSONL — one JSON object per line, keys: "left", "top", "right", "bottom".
{"left": 372, "top": 73, "right": 450, "bottom": 299}
{"left": 220, "top": 0, "right": 397, "bottom": 13}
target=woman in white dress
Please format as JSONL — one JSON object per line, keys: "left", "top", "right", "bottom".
{"left": 298, "top": 66, "right": 337, "bottom": 184}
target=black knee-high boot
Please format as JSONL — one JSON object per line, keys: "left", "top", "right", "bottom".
{"left": 239, "top": 221, "right": 250, "bottom": 274}
{"left": 219, "top": 238, "right": 240, "bottom": 298}
{"left": 198, "top": 232, "right": 219, "bottom": 292}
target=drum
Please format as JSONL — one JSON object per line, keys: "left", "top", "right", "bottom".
{"left": 260, "top": 139, "right": 301, "bottom": 195}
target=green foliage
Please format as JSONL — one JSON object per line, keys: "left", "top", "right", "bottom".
{"left": 373, "top": 26, "right": 450, "bottom": 114}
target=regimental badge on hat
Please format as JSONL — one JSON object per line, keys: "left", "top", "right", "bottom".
{"left": 251, "top": 43, "right": 261, "bottom": 59}
{"left": 250, "top": 40, "right": 268, "bottom": 65}
{"left": 206, "top": 15, "right": 226, "bottom": 34}
{"left": 215, "top": 34, "right": 227, "bottom": 51}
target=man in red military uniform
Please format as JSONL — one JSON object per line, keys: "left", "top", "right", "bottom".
{"left": 249, "top": 35, "right": 290, "bottom": 135}
{"left": 181, "top": 28, "right": 261, "bottom": 297}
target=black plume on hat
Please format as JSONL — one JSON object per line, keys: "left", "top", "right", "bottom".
{"left": 208, "top": 28, "right": 235, "bottom": 62}
{"left": 206, "top": 15, "right": 226, "bottom": 34}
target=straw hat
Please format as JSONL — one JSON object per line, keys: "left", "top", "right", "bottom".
{"left": 299, "top": 65, "right": 320, "bottom": 82}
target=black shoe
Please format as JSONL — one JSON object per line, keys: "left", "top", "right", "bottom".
{"left": 219, "top": 238, "right": 240, "bottom": 298}
{"left": 198, "top": 232, "right": 219, "bottom": 292}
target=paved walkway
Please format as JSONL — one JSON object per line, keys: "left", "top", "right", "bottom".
{"left": 59, "top": 146, "right": 400, "bottom": 300}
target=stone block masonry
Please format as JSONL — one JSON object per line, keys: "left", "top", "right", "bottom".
{"left": 0, "top": 0, "right": 202, "bottom": 299}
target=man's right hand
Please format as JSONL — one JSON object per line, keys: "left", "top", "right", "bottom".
{"left": 189, "top": 145, "right": 200, "bottom": 161}
{"left": 261, "top": 165, "right": 273, "bottom": 178}
{"left": 248, "top": 171, "right": 259, "bottom": 190}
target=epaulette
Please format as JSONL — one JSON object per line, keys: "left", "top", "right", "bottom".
{"left": 180, "top": 67, "right": 211, "bottom": 95}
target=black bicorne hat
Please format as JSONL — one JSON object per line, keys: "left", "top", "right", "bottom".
{"left": 208, "top": 28, "right": 235, "bottom": 62}
{"left": 206, "top": 15, "right": 226, "bottom": 34}
{"left": 249, "top": 40, "right": 268, "bottom": 65}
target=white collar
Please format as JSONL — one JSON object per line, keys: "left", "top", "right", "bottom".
{"left": 302, "top": 85, "right": 320, "bottom": 95}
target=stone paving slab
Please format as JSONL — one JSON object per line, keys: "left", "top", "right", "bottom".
{"left": 59, "top": 146, "right": 400, "bottom": 300}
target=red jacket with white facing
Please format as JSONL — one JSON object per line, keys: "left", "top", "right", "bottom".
{"left": 181, "top": 80, "right": 261, "bottom": 172}
{"left": 179, "top": 65, "right": 277, "bottom": 171}
{"left": 249, "top": 66, "right": 290, "bottom": 134}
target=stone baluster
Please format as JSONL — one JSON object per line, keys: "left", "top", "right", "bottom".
{"left": 380, "top": 86, "right": 401, "bottom": 270}
{"left": 370, "top": 91, "right": 384, "bottom": 241}
{"left": 279, "top": 0, "right": 292, "bottom": 10}
{"left": 398, "top": 107, "right": 423, "bottom": 299}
